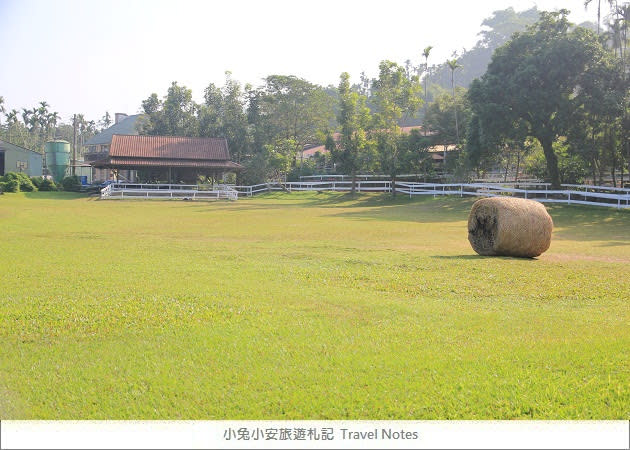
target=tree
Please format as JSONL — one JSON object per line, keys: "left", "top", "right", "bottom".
{"left": 199, "top": 72, "right": 250, "bottom": 164}
{"left": 584, "top": 0, "right": 616, "bottom": 35}
{"left": 422, "top": 46, "right": 433, "bottom": 135}
{"left": 249, "top": 75, "right": 334, "bottom": 173}
{"left": 467, "top": 10, "right": 611, "bottom": 188}
{"left": 328, "top": 72, "right": 372, "bottom": 193}
{"left": 141, "top": 82, "right": 198, "bottom": 136}
{"left": 446, "top": 59, "right": 463, "bottom": 148}
{"left": 100, "top": 112, "right": 112, "bottom": 130}
{"left": 426, "top": 87, "right": 471, "bottom": 160}
{"left": 429, "top": 7, "right": 540, "bottom": 90}
{"left": 371, "top": 61, "right": 423, "bottom": 194}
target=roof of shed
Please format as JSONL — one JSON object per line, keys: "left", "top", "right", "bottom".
{"left": 109, "top": 135, "right": 231, "bottom": 160}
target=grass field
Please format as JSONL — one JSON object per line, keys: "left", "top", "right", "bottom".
{"left": 0, "top": 191, "right": 628, "bottom": 419}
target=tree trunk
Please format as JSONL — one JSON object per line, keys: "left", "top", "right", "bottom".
{"left": 391, "top": 173, "right": 397, "bottom": 197}
{"left": 351, "top": 170, "right": 356, "bottom": 194}
{"left": 503, "top": 149, "right": 510, "bottom": 183}
{"left": 539, "top": 135, "right": 561, "bottom": 189}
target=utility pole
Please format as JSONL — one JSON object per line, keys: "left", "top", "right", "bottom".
{"left": 72, "top": 114, "right": 77, "bottom": 176}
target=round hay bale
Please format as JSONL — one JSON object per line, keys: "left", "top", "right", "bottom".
{"left": 467, "top": 197, "right": 553, "bottom": 257}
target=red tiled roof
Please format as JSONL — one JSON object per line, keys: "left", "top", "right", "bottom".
{"left": 302, "top": 145, "right": 327, "bottom": 158}
{"left": 109, "top": 135, "right": 230, "bottom": 160}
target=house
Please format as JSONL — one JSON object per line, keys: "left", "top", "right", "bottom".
{"left": 0, "top": 139, "right": 43, "bottom": 177}
{"left": 302, "top": 126, "right": 432, "bottom": 160}
{"left": 427, "top": 144, "right": 459, "bottom": 167}
{"left": 90, "top": 135, "right": 242, "bottom": 184}
{"left": 84, "top": 113, "right": 142, "bottom": 182}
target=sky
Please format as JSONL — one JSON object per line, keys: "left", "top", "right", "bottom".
{"left": 0, "top": 0, "right": 608, "bottom": 124}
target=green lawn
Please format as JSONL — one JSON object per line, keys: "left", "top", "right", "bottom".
{"left": 0, "top": 191, "right": 628, "bottom": 419}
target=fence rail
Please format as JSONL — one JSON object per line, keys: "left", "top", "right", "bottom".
{"left": 100, "top": 183, "right": 238, "bottom": 201}
{"left": 101, "top": 181, "right": 630, "bottom": 209}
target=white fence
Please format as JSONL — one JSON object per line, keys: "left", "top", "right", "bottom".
{"left": 233, "top": 180, "right": 630, "bottom": 209}
{"left": 100, "top": 183, "right": 238, "bottom": 201}
{"left": 101, "top": 181, "right": 630, "bottom": 209}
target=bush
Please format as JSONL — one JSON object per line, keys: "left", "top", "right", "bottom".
{"left": 2, "top": 172, "right": 37, "bottom": 192}
{"left": 0, "top": 179, "right": 20, "bottom": 192}
{"left": 38, "top": 178, "right": 58, "bottom": 191}
{"left": 61, "top": 176, "right": 82, "bottom": 191}
{"left": 31, "top": 176, "right": 44, "bottom": 189}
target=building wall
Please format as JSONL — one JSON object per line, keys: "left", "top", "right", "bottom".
{"left": 0, "top": 145, "right": 43, "bottom": 177}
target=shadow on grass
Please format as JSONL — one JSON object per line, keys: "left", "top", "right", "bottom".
{"left": 191, "top": 192, "right": 474, "bottom": 219}
{"left": 191, "top": 192, "right": 630, "bottom": 241}
{"left": 430, "top": 254, "right": 538, "bottom": 261}
{"left": 547, "top": 204, "right": 630, "bottom": 242}
{"left": 19, "top": 192, "right": 89, "bottom": 200}
{"left": 326, "top": 196, "right": 475, "bottom": 223}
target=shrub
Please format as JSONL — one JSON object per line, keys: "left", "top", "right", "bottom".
{"left": 38, "top": 178, "right": 58, "bottom": 191}
{"left": 61, "top": 176, "right": 82, "bottom": 192}
{"left": 31, "top": 176, "right": 44, "bottom": 189}
{"left": 2, "top": 172, "right": 37, "bottom": 192}
{"left": 0, "top": 179, "right": 20, "bottom": 192}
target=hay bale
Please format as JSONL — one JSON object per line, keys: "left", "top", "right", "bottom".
{"left": 467, "top": 197, "right": 553, "bottom": 257}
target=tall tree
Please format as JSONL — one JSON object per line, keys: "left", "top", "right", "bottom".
{"left": 100, "top": 112, "right": 112, "bottom": 130}
{"left": 251, "top": 75, "right": 333, "bottom": 171}
{"left": 446, "top": 59, "right": 463, "bottom": 148}
{"left": 422, "top": 46, "right": 433, "bottom": 136}
{"left": 467, "top": 10, "right": 610, "bottom": 188}
{"left": 371, "top": 60, "right": 422, "bottom": 194}
{"left": 199, "top": 72, "right": 250, "bottom": 163}
{"left": 140, "top": 82, "right": 198, "bottom": 136}
{"left": 429, "top": 7, "right": 540, "bottom": 90}
{"left": 328, "top": 72, "right": 372, "bottom": 193}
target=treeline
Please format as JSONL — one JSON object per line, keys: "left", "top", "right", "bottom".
{"left": 138, "top": 6, "right": 628, "bottom": 187}
{"left": 2, "top": 5, "right": 628, "bottom": 188}
{"left": 0, "top": 98, "right": 111, "bottom": 159}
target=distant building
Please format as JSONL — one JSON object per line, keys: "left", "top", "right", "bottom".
{"left": 302, "top": 126, "right": 433, "bottom": 160}
{"left": 90, "top": 135, "right": 242, "bottom": 183}
{"left": 0, "top": 140, "right": 43, "bottom": 177}
{"left": 84, "top": 113, "right": 142, "bottom": 182}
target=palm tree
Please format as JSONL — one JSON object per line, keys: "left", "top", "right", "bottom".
{"left": 46, "top": 112, "right": 60, "bottom": 140}
{"left": 5, "top": 108, "right": 17, "bottom": 141}
{"left": 585, "top": 0, "right": 618, "bottom": 35}
{"left": 0, "top": 96, "right": 5, "bottom": 135}
{"left": 422, "top": 46, "right": 433, "bottom": 136}
{"left": 447, "top": 58, "right": 462, "bottom": 149}
{"left": 21, "top": 108, "right": 32, "bottom": 129}
{"left": 6, "top": 109, "right": 18, "bottom": 126}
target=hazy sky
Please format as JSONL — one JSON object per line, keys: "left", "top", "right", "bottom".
{"left": 0, "top": 0, "right": 606, "bottom": 123}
